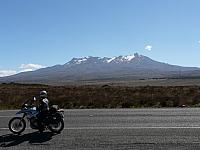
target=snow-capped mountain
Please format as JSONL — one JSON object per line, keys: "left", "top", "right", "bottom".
{"left": 66, "top": 53, "right": 141, "bottom": 65}
{"left": 0, "top": 53, "right": 200, "bottom": 84}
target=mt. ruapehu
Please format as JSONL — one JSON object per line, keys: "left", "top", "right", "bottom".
{"left": 0, "top": 53, "right": 200, "bottom": 85}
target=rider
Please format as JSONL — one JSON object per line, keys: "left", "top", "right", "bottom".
{"left": 37, "top": 90, "right": 50, "bottom": 132}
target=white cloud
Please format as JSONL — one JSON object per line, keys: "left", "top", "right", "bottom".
{"left": 0, "top": 63, "right": 46, "bottom": 77}
{"left": 0, "top": 70, "right": 17, "bottom": 77}
{"left": 19, "top": 64, "right": 46, "bottom": 72}
{"left": 198, "top": 40, "right": 200, "bottom": 44}
{"left": 145, "top": 45, "right": 152, "bottom": 51}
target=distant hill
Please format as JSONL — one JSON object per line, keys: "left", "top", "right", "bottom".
{"left": 0, "top": 53, "right": 200, "bottom": 84}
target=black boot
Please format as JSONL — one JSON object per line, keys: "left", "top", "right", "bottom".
{"left": 37, "top": 120, "right": 45, "bottom": 133}
{"left": 39, "top": 127, "right": 45, "bottom": 133}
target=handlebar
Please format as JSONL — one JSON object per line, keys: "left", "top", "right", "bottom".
{"left": 21, "top": 97, "right": 36, "bottom": 109}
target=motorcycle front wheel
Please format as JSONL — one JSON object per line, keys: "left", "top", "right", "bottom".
{"left": 8, "top": 117, "right": 26, "bottom": 134}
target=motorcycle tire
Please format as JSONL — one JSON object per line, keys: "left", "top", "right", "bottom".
{"left": 48, "top": 119, "right": 64, "bottom": 134}
{"left": 8, "top": 117, "right": 26, "bottom": 134}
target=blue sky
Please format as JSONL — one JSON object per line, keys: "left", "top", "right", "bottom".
{"left": 0, "top": 0, "right": 200, "bottom": 76}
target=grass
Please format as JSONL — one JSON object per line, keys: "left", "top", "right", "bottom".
{"left": 0, "top": 82, "right": 200, "bottom": 109}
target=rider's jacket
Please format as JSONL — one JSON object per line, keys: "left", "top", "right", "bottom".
{"left": 38, "top": 98, "right": 49, "bottom": 112}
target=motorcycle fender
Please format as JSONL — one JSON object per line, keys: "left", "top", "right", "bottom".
{"left": 57, "top": 109, "right": 64, "bottom": 112}
{"left": 57, "top": 110, "right": 64, "bottom": 118}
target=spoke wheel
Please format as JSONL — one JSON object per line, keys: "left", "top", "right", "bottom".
{"left": 9, "top": 117, "right": 26, "bottom": 134}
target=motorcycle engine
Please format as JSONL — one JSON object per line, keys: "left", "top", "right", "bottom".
{"left": 30, "top": 117, "right": 39, "bottom": 129}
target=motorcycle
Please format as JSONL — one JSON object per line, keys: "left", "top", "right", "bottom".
{"left": 8, "top": 97, "right": 64, "bottom": 134}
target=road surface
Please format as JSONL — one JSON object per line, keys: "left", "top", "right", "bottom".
{"left": 1, "top": 108, "right": 200, "bottom": 149}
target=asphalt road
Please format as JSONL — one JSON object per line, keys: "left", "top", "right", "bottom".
{"left": 1, "top": 108, "right": 200, "bottom": 149}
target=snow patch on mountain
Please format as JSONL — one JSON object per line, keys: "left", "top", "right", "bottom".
{"left": 107, "top": 57, "right": 116, "bottom": 63}
{"left": 76, "top": 58, "right": 87, "bottom": 64}
{"left": 67, "top": 53, "right": 143, "bottom": 65}
{"left": 122, "top": 55, "right": 135, "bottom": 61}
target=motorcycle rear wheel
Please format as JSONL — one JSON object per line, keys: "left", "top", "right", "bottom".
{"left": 48, "top": 119, "right": 64, "bottom": 133}
{"left": 8, "top": 117, "right": 26, "bottom": 134}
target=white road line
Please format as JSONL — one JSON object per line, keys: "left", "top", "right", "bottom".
{"left": 0, "top": 116, "right": 15, "bottom": 118}
{"left": 1, "top": 127, "right": 200, "bottom": 130}
{"left": 0, "top": 110, "right": 18, "bottom": 112}
{"left": 63, "top": 127, "right": 200, "bottom": 130}
{"left": 0, "top": 128, "right": 32, "bottom": 130}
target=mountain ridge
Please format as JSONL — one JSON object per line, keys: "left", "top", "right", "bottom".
{"left": 0, "top": 53, "right": 200, "bottom": 84}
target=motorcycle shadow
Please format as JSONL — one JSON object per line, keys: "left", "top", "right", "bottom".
{"left": 0, "top": 131, "right": 57, "bottom": 147}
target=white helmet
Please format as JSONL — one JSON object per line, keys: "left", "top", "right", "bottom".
{"left": 40, "top": 90, "right": 48, "bottom": 98}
